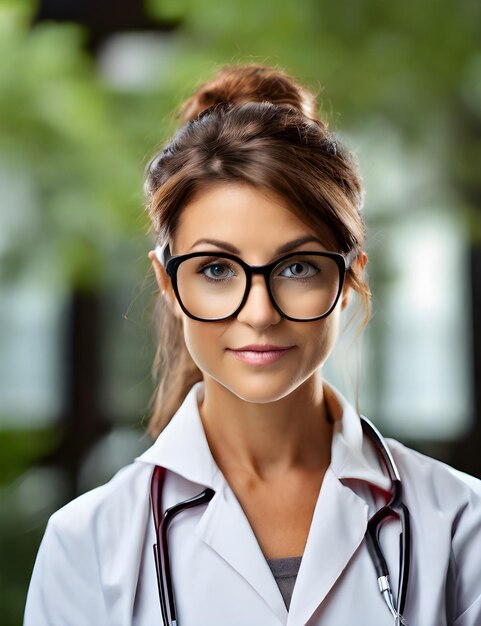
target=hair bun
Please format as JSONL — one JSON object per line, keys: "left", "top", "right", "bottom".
{"left": 179, "top": 64, "right": 321, "bottom": 125}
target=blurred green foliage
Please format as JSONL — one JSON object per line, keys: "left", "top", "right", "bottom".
{"left": 1, "top": 0, "right": 480, "bottom": 623}
{"left": 0, "top": 429, "right": 60, "bottom": 487}
{"left": 145, "top": 0, "right": 481, "bottom": 126}
{"left": 0, "top": 0, "right": 145, "bottom": 290}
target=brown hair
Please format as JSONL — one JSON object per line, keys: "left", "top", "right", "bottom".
{"left": 144, "top": 64, "right": 371, "bottom": 439}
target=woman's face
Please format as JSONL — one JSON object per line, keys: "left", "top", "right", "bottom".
{"left": 150, "top": 182, "right": 358, "bottom": 404}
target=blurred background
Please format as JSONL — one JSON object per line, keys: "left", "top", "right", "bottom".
{"left": 1, "top": 0, "right": 480, "bottom": 622}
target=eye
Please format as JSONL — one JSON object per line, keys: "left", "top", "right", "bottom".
{"left": 199, "top": 261, "right": 236, "bottom": 281}
{"left": 279, "top": 261, "right": 319, "bottom": 279}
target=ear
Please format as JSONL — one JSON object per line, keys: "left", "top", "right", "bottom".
{"left": 148, "top": 250, "right": 183, "bottom": 320}
{"left": 341, "top": 251, "right": 368, "bottom": 310}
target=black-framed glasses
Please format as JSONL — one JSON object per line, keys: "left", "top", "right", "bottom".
{"left": 154, "top": 243, "right": 355, "bottom": 323}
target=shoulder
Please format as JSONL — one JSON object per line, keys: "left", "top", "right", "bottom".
{"left": 386, "top": 440, "right": 481, "bottom": 622}
{"left": 386, "top": 438, "right": 481, "bottom": 560}
{"left": 386, "top": 437, "right": 481, "bottom": 502}
{"left": 25, "top": 461, "right": 156, "bottom": 624}
{"left": 48, "top": 460, "right": 154, "bottom": 537}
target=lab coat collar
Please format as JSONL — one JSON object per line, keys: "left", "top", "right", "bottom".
{"left": 135, "top": 380, "right": 222, "bottom": 490}
{"left": 135, "top": 378, "right": 391, "bottom": 494}
{"left": 325, "top": 380, "right": 392, "bottom": 493}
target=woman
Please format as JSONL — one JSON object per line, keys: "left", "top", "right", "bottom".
{"left": 24, "top": 64, "right": 481, "bottom": 626}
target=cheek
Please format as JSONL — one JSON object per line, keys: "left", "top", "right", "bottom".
{"left": 181, "top": 318, "right": 227, "bottom": 371}
{"left": 301, "top": 309, "right": 341, "bottom": 366}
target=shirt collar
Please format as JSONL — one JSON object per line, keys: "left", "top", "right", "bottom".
{"left": 135, "top": 379, "right": 391, "bottom": 493}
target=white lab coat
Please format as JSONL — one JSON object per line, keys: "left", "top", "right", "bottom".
{"left": 24, "top": 380, "right": 481, "bottom": 626}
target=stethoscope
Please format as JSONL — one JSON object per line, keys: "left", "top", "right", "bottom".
{"left": 150, "top": 415, "right": 411, "bottom": 626}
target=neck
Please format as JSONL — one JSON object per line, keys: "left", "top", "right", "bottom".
{"left": 198, "top": 374, "right": 337, "bottom": 481}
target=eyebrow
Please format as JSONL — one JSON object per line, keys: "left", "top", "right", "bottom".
{"left": 189, "top": 235, "right": 325, "bottom": 256}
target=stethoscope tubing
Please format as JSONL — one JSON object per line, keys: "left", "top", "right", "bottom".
{"left": 151, "top": 466, "right": 215, "bottom": 626}
{"left": 361, "top": 416, "right": 411, "bottom": 622}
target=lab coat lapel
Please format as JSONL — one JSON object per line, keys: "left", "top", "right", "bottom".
{"left": 286, "top": 467, "right": 369, "bottom": 626}
{"left": 195, "top": 481, "right": 289, "bottom": 624}
{"left": 285, "top": 381, "right": 389, "bottom": 626}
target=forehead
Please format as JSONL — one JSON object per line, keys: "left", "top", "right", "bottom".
{"left": 173, "top": 182, "right": 330, "bottom": 258}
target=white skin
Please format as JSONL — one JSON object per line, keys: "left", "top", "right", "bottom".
{"left": 149, "top": 181, "right": 367, "bottom": 557}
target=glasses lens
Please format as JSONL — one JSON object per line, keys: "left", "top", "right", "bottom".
{"left": 175, "top": 253, "right": 342, "bottom": 321}
{"left": 270, "top": 254, "right": 341, "bottom": 320}
{"left": 176, "top": 255, "right": 247, "bottom": 320}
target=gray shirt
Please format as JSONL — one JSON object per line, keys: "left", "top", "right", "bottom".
{"left": 266, "top": 556, "right": 303, "bottom": 610}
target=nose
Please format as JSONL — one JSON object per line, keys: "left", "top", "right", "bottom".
{"left": 235, "top": 274, "right": 282, "bottom": 328}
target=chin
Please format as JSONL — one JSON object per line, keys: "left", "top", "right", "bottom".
{"left": 210, "top": 371, "right": 307, "bottom": 405}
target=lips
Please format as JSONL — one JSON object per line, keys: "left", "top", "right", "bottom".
{"left": 231, "top": 344, "right": 293, "bottom": 352}
{"left": 227, "top": 345, "right": 294, "bottom": 365}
